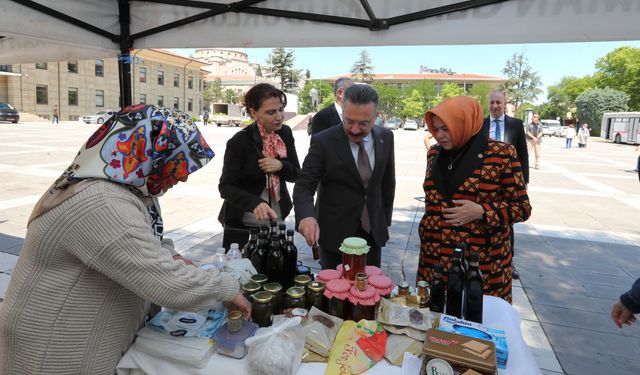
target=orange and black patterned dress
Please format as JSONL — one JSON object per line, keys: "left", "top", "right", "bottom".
{"left": 417, "top": 136, "right": 531, "bottom": 303}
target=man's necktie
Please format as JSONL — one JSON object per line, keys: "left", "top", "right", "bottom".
{"left": 357, "top": 142, "right": 372, "bottom": 233}
{"left": 495, "top": 119, "right": 502, "bottom": 141}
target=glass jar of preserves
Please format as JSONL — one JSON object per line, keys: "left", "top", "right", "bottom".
{"left": 417, "top": 280, "right": 430, "bottom": 308}
{"left": 306, "top": 281, "right": 326, "bottom": 312}
{"left": 397, "top": 281, "right": 410, "bottom": 297}
{"left": 285, "top": 286, "right": 306, "bottom": 310}
{"left": 324, "top": 278, "right": 352, "bottom": 320}
{"left": 241, "top": 281, "right": 261, "bottom": 301}
{"left": 250, "top": 273, "right": 268, "bottom": 287}
{"left": 251, "top": 291, "right": 273, "bottom": 328}
{"left": 340, "top": 237, "right": 369, "bottom": 281}
{"left": 227, "top": 310, "right": 243, "bottom": 333}
{"left": 349, "top": 273, "right": 379, "bottom": 321}
{"left": 294, "top": 274, "right": 312, "bottom": 289}
{"left": 263, "top": 282, "right": 284, "bottom": 315}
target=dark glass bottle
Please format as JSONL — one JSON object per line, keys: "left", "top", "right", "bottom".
{"left": 446, "top": 248, "right": 465, "bottom": 318}
{"left": 242, "top": 228, "right": 259, "bottom": 259}
{"left": 251, "top": 233, "right": 268, "bottom": 273}
{"left": 259, "top": 225, "right": 269, "bottom": 237}
{"left": 430, "top": 263, "right": 445, "bottom": 313}
{"left": 464, "top": 252, "right": 483, "bottom": 323}
{"left": 265, "top": 234, "right": 284, "bottom": 287}
{"left": 269, "top": 221, "right": 278, "bottom": 238}
{"left": 283, "top": 230, "right": 298, "bottom": 289}
{"left": 278, "top": 223, "right": 287, "bottom": 247}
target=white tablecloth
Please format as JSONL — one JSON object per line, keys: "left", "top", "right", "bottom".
{"left": 116, "top": 296, "right": 540, "bottom": 375}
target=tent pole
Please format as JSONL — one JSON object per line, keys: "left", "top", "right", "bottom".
{"left": 118, "top": 0, "right": 132, "bottom": 108}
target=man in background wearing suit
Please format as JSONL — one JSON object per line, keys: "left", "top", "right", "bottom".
{"left": 294, "top": 84, "right": 396, "bottom": 269}
{"left": 308, "top": 77, "right": 354, "bottom": 136}
{"left": 483, "top": 90, "right": 529, "bottom": 279}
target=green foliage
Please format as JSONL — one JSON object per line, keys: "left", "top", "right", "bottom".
{"left": 575, "top": 87, "right": 629, "bottom": 135}
{"left": 546, "top": 75, "right": 594, "bottom": 118}
{"left": 535, "top": 102, "right": 563, "bottom": 120}
{"left": 401, "top": 89, "right": 426, "bottom": 121}
{"left": 351, "top": 49, "right": 375, "bottom": 83}
{"left": 440, "top": 82, "right": 465, "bottom": 100}
{"left": 299, "top": 80, "right": 334, "bottom": 114}
{"left": 320, "top": 95, "right": 334, "bottom": 109}
{"left": 372, "top": 82, "right": 402, "bottom": 119}
{"left": 267, "top": 48, "right": 300, "bottom": 92}
{"left": 594, "top": 46, "right": 640, "bottom": 110}
{"left": 501, "top": 52, "right": 543, "bottom": 113}
{"left": 255, "top": 65, "right": 263, "bottom": 77}
{"left": 203, "top": 77, "right": 223, "bottom": 104}
{"left": 223, "top": 89, "right": 240, "bottom": 104}
{"left": 467, "top": 83, "right": 491, "bottom": 115}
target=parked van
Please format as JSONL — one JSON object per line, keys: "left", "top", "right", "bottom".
{"left": 539, "top": 119, "right": 561, "bottom": 137}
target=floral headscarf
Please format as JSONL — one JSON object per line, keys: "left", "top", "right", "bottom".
{"left": 29, "top": 105, "right": 214, "bottom": 232}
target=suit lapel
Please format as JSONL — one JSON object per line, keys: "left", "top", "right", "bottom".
{"left": 330, "top": 104, "right": 341, "bottom": 126}
{"left": 333, "top": 128, "right": 363, "bottom": 187}
{"left": 370, "top": 128, "right": 385, "bottom": 187}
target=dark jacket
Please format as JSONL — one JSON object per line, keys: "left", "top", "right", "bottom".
{"left": 483, "top": 115, "right": 529, "bottom": 184}
{"left": 218, "top": 123, "right": 300, "bottom": 226}
{"left": 293, "top": 125, "right": 396, "bottom": 253}
{"left": 309, "top": 103, "right": 341, "bottom": 135}
{"left": 621, "top": 278, "right": 640, "bottom": 314}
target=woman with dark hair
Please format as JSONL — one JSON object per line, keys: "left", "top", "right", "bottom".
{"left": 417, "top": 96, "right": 531, "bottom": 303}
{"left": 218, "top": 83, "right": 300, "bottom": 248}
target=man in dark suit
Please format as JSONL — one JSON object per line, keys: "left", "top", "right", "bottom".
{"left": 294, "top": 84, "right": 396, "bottom": 269}
{"left": 308, "top": 77, "right": 354, "bottom": 136}
{"left": 483, "top": 90, "right": 529, "bottom": 279}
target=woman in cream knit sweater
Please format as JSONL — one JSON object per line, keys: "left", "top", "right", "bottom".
{"left": 0, "top": 105, "right": 251, "bottom": 374}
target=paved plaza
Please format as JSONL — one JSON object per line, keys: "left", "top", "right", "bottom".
{"left": 1, "top": 120, "right": 639, "bottom": 374}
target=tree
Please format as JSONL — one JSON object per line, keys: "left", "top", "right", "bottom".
{"left": 305, "top": 69, "right": 311, "bottom": 79}
{"left": 266, "top": 48, "right": 300, "bottom": 92}
{"left": 222, "top": 89, "right": 240, "bottom": 104}
{"left": 203, "top": 77, "right": 223, "bottom": 104}
{"left": 351, "top": 49, "right": 375, "bottom": 83}
{"left": 594, "top": 46, "right": 640, "bottom": 110}
{"left": 255, "top": 65, "right": 263, "bottom": 77}
{"left": 400, "top": 89, "right": 426, "bottom": 121}
{"left": 575, "top": 87, "right": 629, "bottom": 136}
{"left": 535, "top": 101, "right": 564, "bottom": 120}
{"left": 546, "top": 75, "right": 594, "bottom": 118}
{"left": 440, "top": 82, "right": 465, "bottom": 100}
{"left": 299, "top": 80, "right": 333, "bottom": 114}
{"left": 501, "top": 52, "right": 543, "bottom": 113}
{"left": 372, "top": 82, "right": 402, "bottom": 119}
{"left": 468, "top": 83, "right": 491, "bottom": 115}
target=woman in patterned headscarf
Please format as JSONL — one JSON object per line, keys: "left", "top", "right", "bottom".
{"left": 0, "top": 105, "right": 251, "bottom": 374}
{"left": 218, "top": 83, "right": 301, "bottom": 249}
{"left": 417, "top": 96, "right": 531, "bottom": 303}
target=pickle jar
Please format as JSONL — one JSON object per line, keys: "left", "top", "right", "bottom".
{"left": 285, "top": 286, "right": 306, "bottom": 310}
{"left": 263, "top": 282, "right": 284, "bottom": 315}
{"left": 306, "top": 281, "right": 326, "bottom": 312}
{"left": 340, "top": 237, "right": 370, "bottom": 281}
{"left": 294, "top": 274, "right": 312, "bottom": 289}
{"left": 227, "top": 310, "right": 243, "bottom": 333}
{"left": 251, "top": 291, "right": 273, "bottom": 328}
{"left": 250, "top": 273, "right": 268, "bottom": 287}
{"left": 241, "top": 281, "right": 261, "bottom": 301}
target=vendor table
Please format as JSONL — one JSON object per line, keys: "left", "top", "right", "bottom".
{"left": 117, "top": 296, "right": 540, "bottom": 375}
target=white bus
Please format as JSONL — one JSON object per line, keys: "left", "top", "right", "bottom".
{"left": 600, "top": 112, "right": 640, "bottom": 144}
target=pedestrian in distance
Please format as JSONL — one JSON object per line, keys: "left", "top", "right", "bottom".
{"left": 565, "top": 124, "right": 576, "bottom": 148}
{"left": 202, "top": 108, "right": 209, "bottom": 126}
{"left": 526, "top": 113, "right": 543, "bottom": 169}
{"left": 577, "top": 123, "right": 590, "bottom": 148}
{"left": 52, "top": 105, "right": 59, "bottom": 124}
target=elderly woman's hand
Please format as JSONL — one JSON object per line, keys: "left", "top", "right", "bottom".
{"left": 225, "top": 293, "right": 252, "bottom": 320}
{"left": 258, "top": 157, "right": 283, "bottom": 173}
{"left": 443, "top": 199, "right": 485, "bottom": 226}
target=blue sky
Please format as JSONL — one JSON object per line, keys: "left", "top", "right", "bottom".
{"left": 171, "top": 40, "right": 640, "bottom": 103}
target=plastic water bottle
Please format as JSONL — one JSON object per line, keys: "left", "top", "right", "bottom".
{"left": 226, "top": 243, "right": 242, "bottom": 262}
{"left": 212, "top": 247, "right": 227, "bottom": 271}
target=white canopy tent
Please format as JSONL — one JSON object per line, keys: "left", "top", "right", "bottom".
{"left": 2, "top": 0, "right": 640, "bottom": 106}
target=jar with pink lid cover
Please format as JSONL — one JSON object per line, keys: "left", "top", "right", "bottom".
{"left": 365, "top": 265, "right": 383, "bottom": 277}
{"left": 324, "top": 278, "right": 352, "bottom": 320}
{"left": 368, "top": 275, "right": 394, "bottom": 298}
{"left": 317, "top": 269, "right": 342, "bottom": 284}
{"left": 349, "top": 273, "right": 380, "bottom": 321}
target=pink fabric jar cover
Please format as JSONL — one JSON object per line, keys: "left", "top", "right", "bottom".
{"left": 324, "top": 278, "right": 352, "bottom": 301}
{"left": 365, "top": 265, "right": 383, "bottom": 277}
{"left": 347, "top": 285, "right": 380, "bottom": 306}
{"left": 368, "top": 275, "right": 394, "bottom": 296}
{"left": 318, "top": 269, "right": 342, "bottom": 284}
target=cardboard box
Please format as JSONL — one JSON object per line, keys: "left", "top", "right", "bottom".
{"left": 421, "top": 329, "right": 497, "bottom": 375}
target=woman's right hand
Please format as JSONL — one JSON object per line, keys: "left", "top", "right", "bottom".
{"left": 253, "top": 202, "right": 277, "bottom": 221}
{"left": 225, "top": 293, "right": 252, "bottom": 320}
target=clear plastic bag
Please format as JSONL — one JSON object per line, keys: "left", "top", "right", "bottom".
{"left": 245, "top": 317, "right": 307, "bottom": 375}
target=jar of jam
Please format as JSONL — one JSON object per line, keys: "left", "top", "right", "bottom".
{"left": 251, "top": 291, "right": 273, "bottom": 328}
{"left": 317, "top": 269, "right": 342, "bottom": 284}
{"left": 242, "top": 281, "right": 261, "bottom": 301}
{"left": 250, "top": 273, "right": 268, "bottom": 287}
{"left": 227, "top": 310, "right": 243, "bottom": 333}
{"left": 263, "top": 282, "right": 284, "bottom": 315}
{"left": 306, "top": 281, "right": 326, "bottom": 312}
{"left": 397, "top": 281, "right": 410, "bottom": 297}
{"left": 339, "top": 237, "right": 369, "bottom": 281}
{"left": 368, "top": 275, "right": 394, "bottom": 299}
{"left": 349, "top": 273, "right": 380, "bottom": 321}
{"left": 324, "top": 278, "right": 352, "bottom": 320}
{"left": 294, "top": 274, "right": 312, "bottom": 289}
{"left": 285, "top": 286, "right": 306, "bottom": 310}
{"left": 417, "top": 280, "right": 430, "bottom": 308}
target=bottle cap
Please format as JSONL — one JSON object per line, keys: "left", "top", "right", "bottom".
{"left": 230, "top": 243, "right": 239, "bottom": 250}
{"left": 307, "top": 281, "right": 325, "bottom": 293}
{"left": 242, "top": 281, "right": 261, "bottom": 294}
{"left": 287, "top": 229, "right": 294, "bottom": 236}
{"left": 434, "top": 263, "right": 443, "bottom": 274}
{"left": 216, "top": 247, "right": 225, "bottom": 254}
{"left": 250, "top": 273, "right": 268, "bottom": 285}
{"left": 253, "top": 291, "right": 273, "bottom": 303}
{"left": 263, "top": 282, "right": 283, "bottom": 294}
{"left": 286, "top": 286, "right": 306, "bottom": 299}
{"left": 294, "top": 274, "right": 312, "bottom": 287}
{"left": 469, "top": 252, "right": 479, "bottom": 263}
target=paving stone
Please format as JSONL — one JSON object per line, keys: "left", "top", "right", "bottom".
{"left": 533, "top": 304, "right": 640, "bottom": 338}
{"left": 520, "top": 320, "right": 563, "bottom": 373}
{"left": 552, "top": 349, "right": 640, "bottom": 375}
{"left": 0, "top": 273, "right": 11, "bottom": 299}
{"left": 525, "top": 288, "right": 611, "bottom": 314}
{"left": 543, "top": 324, "right": 640, "bottom": 361}
{"left": 0, "top": 252, "right": 18, "bottom": 272}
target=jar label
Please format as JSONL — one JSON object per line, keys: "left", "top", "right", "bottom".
{"left": 344, "top": 264, "right": 351, "bottom": 271}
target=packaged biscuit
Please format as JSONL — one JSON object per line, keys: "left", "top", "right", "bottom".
{"left": 421, "top": 329, "right": 497, "bottom": 375}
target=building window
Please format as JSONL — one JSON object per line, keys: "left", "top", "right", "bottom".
{"left": 68, "top": 61, "right": 78, "bottom": 73}
{"left": 157, "top": 95, "right": 164, "bottom": 107}
{"left": 173, "top": 97, "right": 179, "bottom": 110}
{"left": 96, "top": 90, "right": 105, "bottom": 107}
{"left": 139, "top": 67, "right": 146, "bottom": 83}
{"left": 36, "top": 62, "right": 48, "bottom": 70}
{"left": 157, "top": 70, "right": 164, "bottom": 85}
{"left": 0, "top": 65, "right": 12, "bottom": 72}
{"left": 68, "top": 87, "right": 78, "bottom": 106}
{"left": 139, "top": 93, "right": 146, "bottom": 104}
{"left": 188, "top": 76, "right": 193, "bottom": 89}
{"left": 173, "top": 73, "right": 180, "bottom": 87}
{"left": 95, "top": 60, "right": 104, "bottom": 77}
{"left": 188, "top": 98, "right": 193, "bottom": 112}
{"left": 36, "top": 85, "right": 48, "bottom": 104}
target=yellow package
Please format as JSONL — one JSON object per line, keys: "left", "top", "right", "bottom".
{"left": 325, "top": 320, "right": 387, "bottom": 375}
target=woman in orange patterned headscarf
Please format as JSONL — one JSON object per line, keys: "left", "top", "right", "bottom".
{"left": 418, "top": 96, "right": 531, "bottom": 304}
